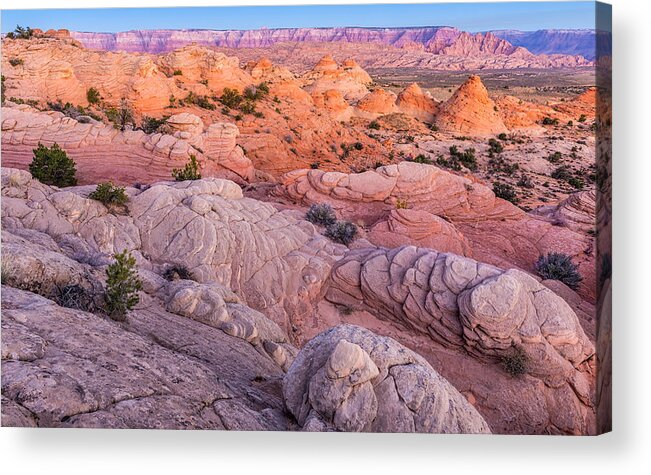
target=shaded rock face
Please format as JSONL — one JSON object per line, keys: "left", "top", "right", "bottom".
{"left": 1, "top": 286, "right": 292, "bottom": 430}
{"left": 1, "top": 168, "right": 344, "bottom": 335}
{"left": 435, "top": 75, "right": 508, "bottom": 135}
{"left": 324, "top": 246, "right": 596, "bottom": 434}
{"left": 1, "top": 106, "right": 254, "bottom": 184}
{"left": 283, "top": 324, "right": 491, "bottom": 433}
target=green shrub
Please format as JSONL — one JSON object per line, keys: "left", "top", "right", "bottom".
{"left": 551, "top": 165, "right": 572, "bottom": 181}
{"left": 105, "top": 99, "right": 134, "bottom": 130}
{"left": 368, "top": 120, "right": 381, "bottom": 130}
{"left": 89, "top": 182, "right": 129, "bottom": 208}
{"left": 568, "top": 177, "right": 584, "bottom": 189}
{"left": 29, "top": 143, "right": 77, "bottom": 187}
{"left": 239, "top": 100, "right": 256, "bottom": 114}
{"left": 578, "top": 114, "right": 587, "bottom": 123}
{"left": 140, "top": 115, "right": 168, "bottom": 134}
{"left": 500, "top": 347, "right": 529, "bottom": 377}
{"left": 436, "top": 155, "right": 462, "bottom": 171}
{"left": 220, "top": 88, "right": 243, "bottom": 108}
{"left": 1, "top": 75, "right": 6, "bottom": 104}
{"left": 325, "top": 221, "right": 358, "bottom": 245}
{"left": 488, "top": 138, "right": 503, "bottom": 154}
{"left": 310, "top": 162, "right": 320, "bottom": 169}
{"left": 541, "top": 117, "right": 559, "bottom": 126}
{"left": 497, "top": 133, "right": 508, "bottom": 141}
{"left": 6, "top": 25, "right": 34, "bottom": 40}
{"left": 184, "top": 92, "right": 215, "bottom": 110}
{"left": 86, "top": 87, "right": 101, "bottom": 105}
{"left": 535, "top": 252, "right": 583, "bottom": 289}
{"left": 413, "top": 154, "right": 433, "bottom": 165}
{"left": 449, "top": 146, "right": 477, "bottom": 171}
{"left": 173, "top": 69, "right": 183, "bottom": 76}
{"left": 172, "top": 155, "right": 202, "bottom": 181}
{"left": 546, "top": 151, "right": 562, "bottom": 164}
{"left": 9, "top": 58, "right": 24, "bottom": 67}
{"left": 517, "top": 174, "right": 534, "bottom": 189}
{"left": 493, "top": 182, "right": 519, "bottom": 204}
{"left": 244, "top": 83, "right": 269, "bottom": 101}
{"left": 104, "top": 250, "right": 142, "bottom": 321}
{"left": 306, "top": 203, "right": 337, "bottom": 226}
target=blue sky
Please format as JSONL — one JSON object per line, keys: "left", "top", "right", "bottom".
{"left": 2, "top": 2, "right": 596, "bottom": 33}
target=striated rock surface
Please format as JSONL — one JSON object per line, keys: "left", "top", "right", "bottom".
{"left": 283, "top": 324, "right": 491, "bottom": 433}
{"left": 368, "top": 209, "right": 472, "bottom": 256}
{"left": 531, "top": 190, "right": 596, "bottom": 234}
{"left": 1, "top": 168, "right": 344, "bottom": 335}
{"left": 275, "top": 161, "right": 595, "bottom": 300}
{"left": 435, "top": 75, "right": 508, "bottom": 135}
{"left": 275, "top": 161, "right": 522, "bottom": 225}
{"left": 324, "top": 246, "right": 596, "bottom": 434}
{"left": 1, "top": 286, "right": 293, "bottom": 430}
{"left": 1, "top": 106, "right": 254, "bottom": 184}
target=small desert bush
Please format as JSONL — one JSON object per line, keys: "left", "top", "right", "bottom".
{"left": 172, "top": 69, "right": 183, "bottom": 76}
{"left": 535, "top": 252, "right": 583, "bottom": 289}
{"left": 488, "top": 138, "right": 503, "bottom": 154}
{"left": 500, "top": 347, "right": 529, "bottom": 377}
{"left": 220, "top": 88, "right": 243, "bottom": 108}
{"left": 325, "top": 221, "right": 358, "bottom": 246}
{"left": 9, "top": 58, "right": 24, "bottom": 67}
{"left": 140, "top": 115, "right": 169, "bottom": 134}
{"left": 29, "top": 143, "right": 77, "bottom": 187}
{"left": 89, "top": 182, "right": 129, "bottom": 208}
{"left": 172, "top": 155, "right": 202, "bottom": 181}
{"left": 368, "top": 120, "right": 381, "bottom": 130}
{"left": 105, "top": 99, "right": 134, "bottom": 130}
{"left": 86, "top": 87, "right": 101, "bottom": 105}
{"left": 546, "top": 151, "right": 563, "bottom": 164}
{"left": 306, "top": 203, "right": 337, "bottom": 226}
{"left": 184, "top": 92, "right": 215, "bottom": 110}
{"left": 413, "top": 154, "right": 433, "bottom": 165}
{"left": 239, "top": 100, "right": 257, "bottom": 114}
{"left": 551, "top": 165, "right": 573, "bottom": 182}
{"left": 449, "top": 145, "right": 477, "bottom": 171}
{"left": 163, "top": 265, "right": 194, "bottom": 281}
{"left": 55, "top": 284, "right": 98, "bottom": 312}
{"left": 104, "top": 250, "right": 142, "bottom": 322}
{"left": 493, "top": 182, "right": 519, "bottom": 204}
{"left": 578, "top": 114, "right": 587, "bottom": 123}
{"left": 395, "top": 198, "right": 409, "bottom": 209}
{"left": 6, "top": 25, "right": 34, "bottom": 40}
{"left": 541, "top": 117, "right": 559, "bottom": 126}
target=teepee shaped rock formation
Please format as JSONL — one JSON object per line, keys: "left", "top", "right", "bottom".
{"left": 397, "top": 82, "right": 439, "bottom": 122}
{"left": 434, "top": 75, "right": 508, "bottom": 135}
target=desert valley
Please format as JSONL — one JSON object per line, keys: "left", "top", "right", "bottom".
{"left": 1, "top": 21, "right": 611, "bottom": 435}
